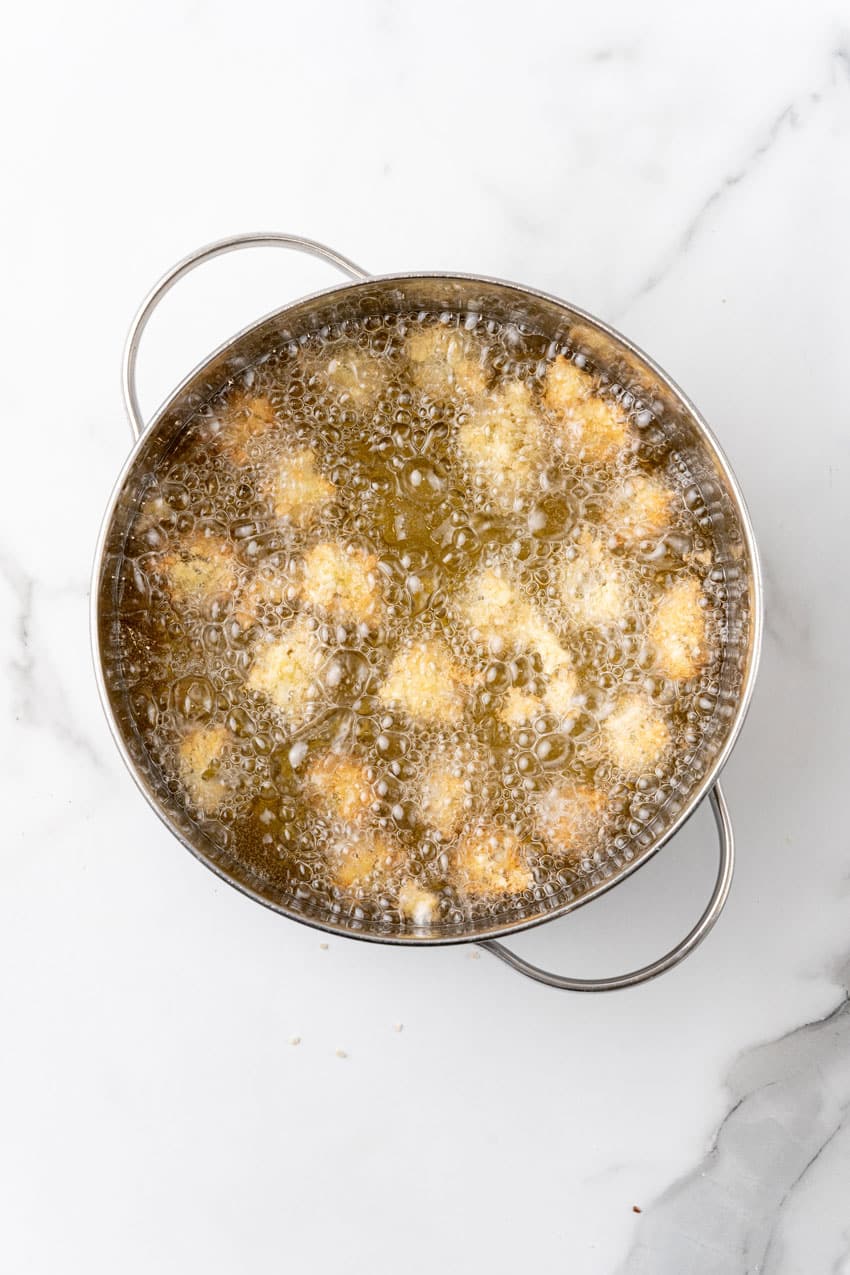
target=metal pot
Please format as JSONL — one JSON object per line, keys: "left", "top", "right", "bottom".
{"left": 92, "top": 233, "right": 763, "bottom": 991}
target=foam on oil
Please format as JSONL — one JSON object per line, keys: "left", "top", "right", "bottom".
{"left": 112, "top": 311, "right": 731, "bottom": 934}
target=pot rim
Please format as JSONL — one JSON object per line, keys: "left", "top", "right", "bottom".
{"left": 91, "top": 268, "right": 764, "bottom": 947}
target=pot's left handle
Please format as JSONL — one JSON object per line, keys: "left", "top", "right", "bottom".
{"left": 122, "top": 233, "right": 370, "bottom": 441}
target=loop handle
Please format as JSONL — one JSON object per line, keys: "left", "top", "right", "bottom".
{"left": 481, "top": 783, "right": 734, "bottom": 991}
{"left": 122, "top": 232, "right": 369, "bottom": 441}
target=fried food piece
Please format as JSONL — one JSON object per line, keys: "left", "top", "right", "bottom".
{"left": 419, "top": 760, "right": 468, "bottom": 838}
{"left": 264, "top": 448, "right": 335, "bottom": 526}
{"left": 604, "top": 472, "right": 675, "bottom": 544}
{"left": 232, "top": 561, "right": 297, "bottom": 630}
{"left": 314, "top": 345, "right": 390, "bottom": 411}
{"left": 457, "top": 566, "right": 574, "bottom": 676}
{"left": 559, "top": 534, "right": 632, "bottom": 629}
{"left": 537, "top": 781, "right": 606, "bottom": 859}
{"left": 378, "top": 638, "right": 470, "bottom": 726}
{"left": 543, "top": 356, "right": 629, "bottom": 463}
{"left": 211, "top": 389, "right": 276, "bottom": 465}
{"left": 457, "top": 566, "right": 518, "bottom": 638}
{"left": 453, "top": 825, "right": 533, "bottom": 897}
{"left": 497, "top": 667, "right": 579, "bottom": 726}
{"left": 543, "top": 665, "right": 580, "bottom": 717}
{"left": 157, "top": 534, "right": 237, "bottom": 612}
{"left": 499, "top": 687, "right": 545, "bottom": 727}
{"left": 246, "top": 616, "right": 323, "bottom": 723}
{"left": 601, "top": 693, "right": 671, "bottom": 774}
{"left": 457, "top": 380, "right": 546, "bottom": 510}
{"left": 300, "top": 541, "right": 383, "bottom": 626}
{"left": 525, "top": 614, "right": 575, "bottom": 679}
{"left": 329, "top": 828, "right": 401, "bottom": 891}
{"left": 177, "top": 726, "right": 230, "bottom": 815}
{"left": 404, "top": 325, "right": 489, "bottom": 400}
{"left": 648, "top": 576, "right": 710, "bottom": 680}
{"left": 398, "top": 880, "right": 440, "bottom": 927}
{"left": 304, "top": 751, "right": 373, "bottom": 824}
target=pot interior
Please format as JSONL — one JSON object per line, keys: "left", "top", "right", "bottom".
{"left": 95, "top": 275, "right": 758, "bottom": 944}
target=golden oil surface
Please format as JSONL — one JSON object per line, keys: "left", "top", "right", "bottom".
{"left": 113, "top": 311, "right": 730, "bottom": 935}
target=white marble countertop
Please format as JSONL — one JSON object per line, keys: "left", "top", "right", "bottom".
{"left": 3, "top": 3, "right": 849, "bottom": 1271}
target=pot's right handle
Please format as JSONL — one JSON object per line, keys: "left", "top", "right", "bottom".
{"left": 122, "top": 233, "right": 370, "bottom": 442}
{"left": 480, "top": 783, "right": 734, "bottom": 992}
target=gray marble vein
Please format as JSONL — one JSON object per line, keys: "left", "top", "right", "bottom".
{"left": 617, "top": 974, "right": 850, "bottom": 1273}
{"left": 0, "top": 549, "right": 105, "bottom": 770}
{"left": 615, "top": 45, "right": 850, "bottom": 320}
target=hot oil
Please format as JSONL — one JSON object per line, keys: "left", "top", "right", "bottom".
{"left": 113, "top": 311, "right": 728, "bottom": 934}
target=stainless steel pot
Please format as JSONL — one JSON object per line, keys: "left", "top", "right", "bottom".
{"left": 92, "top": 233, "right": 763, "bottom": 991}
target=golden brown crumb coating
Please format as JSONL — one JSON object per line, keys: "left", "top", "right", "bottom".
{"left": 419, "top": 760, "right": 469, "bottom": 838}
{"left": 457, "top": 566, "right": 574, "bottom": 676}
{"left": 329, "top": 829, "right": 401, "bottom": 891}
{"left": 398, "top": 880, "right": 440, "bottom": 926}
{"left": 158, "top": 535, "right": 237, "bottom": 612}
{"left": 537, "top": 781, "right": 606, "bottom": 859}
{"left": 404, "top": 325, "right": 489, "bottom": 400}
{"left": 453, "top": 825, "right": 533, "bottom": 896}
{"left": 264, "top": 448, "right": 335, "bottom": 526}
{"left": 246, "top": 616, "right": 323, "bottom": 724}
{"left": 457, "top": 381, "right": 546, "bottom": 510}
{"left": 543, "top": 356, "right": 629, "bottom": 463}
{"left": 300, "top": 541, "right": 383, "bottom": 626}
{"left": 379, "top": 639, "right": 471, "bottom": 726}
{"left": 314, "top": 345, "right": 390, "bottom": 410}
{"left": 304, "top": 751, "right": 373, "bottom": 824}
{"left": 177, "top": 726, "right": 230, "bottom": 815}
{"left": 558, "top": 534, "right": 632, "bottom": 629}
{"left": 212, "top": 389, "right": 276, "bottom": 465}
{"left": 604, "top": 472, "right": 675, "bottom": 544}
{"left": 648, "top": 576, "right": 710, "bottom": 680}
{"left": 601, "top": 693, "right": 671, "bottom": 774}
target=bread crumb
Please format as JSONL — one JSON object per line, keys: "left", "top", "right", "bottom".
{"left": 378, "top": 638, "right": 470, "bottom": 726}
{"left": 398, "top": 880, "right": 439, "bottom": 927}
{"left": 405, "top": 325, "right": 489, "bottom": 399}
{"left": 177, "top": 726, "right": 230, "bottom": 814}
{"left": 301, "top": 540, "right": 383, "bottom": 626}
{"left": 419, "top": 759, "right": 468, "bottom": 837}
{"left": 648, "top": 576, "right": 710, "bottom": 680}
{"left": 544, "top": 665, "right": 580, "bottom": 717}
{"left": 246, "top": 616, "right": 323, "bottom": 723}
{"left": 329, "top": 829, "right": 402, "bottom": 891}
{"left": 304, "top": 751, "right": 373, "bottom": 824}
{"left": 559, "top": 534, "right": 632, "bottom": 629}
{"left": 211, "top": 389, "right": 276, "bottom": 465}
{"left": 537, "top": 782, "right": 607, "bottom": 859}
{"left": 265, "top": 448, "right": 335, "bottom": 526}
{"left": 499, "top": 687, "right": 544, "bottom": 727}
{"left": 157, "top": 534, "right": 237, "bottom": 612}
{"left": 454, "top": 825, "right": 533, "bottom": 896}
{"left": 457, "top": 380, "right": 545, "bottom": 509}
{"left": 605, "top": 472, "right": 675, "bottom": 544}
{"left": 317, "top": 345, "right": 389, "bottom": 410}
{"left": 601, "top": 694, "right": 671, "bottom": 774}
{"left": 457, "top": 566, "right": 573, "bottom": 676}
{"left": 543, "top": 356, "right": 629, "bottom": 463}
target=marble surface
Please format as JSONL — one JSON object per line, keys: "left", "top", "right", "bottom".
{"left": 2, "top": 3, "right": 849, "bottom": 1271}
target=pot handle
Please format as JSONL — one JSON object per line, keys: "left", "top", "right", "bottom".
{"left": 479, "top": 782, "right": 734, "bottom": 992}
{"left": 122, "top": 233, "right": 370, "bottom": 441}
